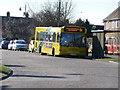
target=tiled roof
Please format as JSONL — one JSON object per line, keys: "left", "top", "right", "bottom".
{"left": 103, "top": 6, "right": 120, "bottom": 21}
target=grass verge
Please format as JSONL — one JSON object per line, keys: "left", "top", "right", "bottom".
{"left": 96, "top": 58, "right": 119, "bottom": 61}
{"left": 0, "top": 64, "right": 12, "bottom": 77}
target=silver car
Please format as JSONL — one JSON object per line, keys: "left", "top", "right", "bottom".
{"left": 12, "top": 40, "right": 27, "bottom": 51}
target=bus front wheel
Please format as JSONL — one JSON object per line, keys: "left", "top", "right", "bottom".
{"left": 39, "top": 47, "right": 41, "bottom": 53}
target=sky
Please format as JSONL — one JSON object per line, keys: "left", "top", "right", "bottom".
{"left": 0, "top": 0, "right": 119, "bottom": 25}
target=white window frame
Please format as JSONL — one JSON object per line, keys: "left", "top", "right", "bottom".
{"left": 106, "top": 22, "right": 109, "bottom": 29}
{"left": 115, "top": 21, "right": 118, "bottom": 28}
{"left": 112, "top": 21, "right": 115, "bottom": 28}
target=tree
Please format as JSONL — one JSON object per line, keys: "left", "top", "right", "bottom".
{"left": 74, "top": 18, "right": 84, "bottom": 26}
{"left": 74, "top": 18, "right": 92, "bottom": 37}
{"left": 84, "top": 19, "right": 92, "bottom": 37}
{"left": 28, "top": 0, "right": 73, "bottom": 27}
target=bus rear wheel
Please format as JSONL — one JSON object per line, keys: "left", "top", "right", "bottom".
{"left": 52, "top": 48, "right": 55, "bottom": 56}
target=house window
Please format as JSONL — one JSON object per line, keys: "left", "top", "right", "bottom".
{"left": 112, "top": 21, "right": 119, "bottom": 29}
{"left": 115, "top": 21, "right": 118, "bottom": 28}
{"left": 106, "top": 22, "right": 110, "bottom": 30}
{"left": 112, "top": 21, "right": 115, "bottom": 28}
{"left": 118, "top": 21, "right": 120, "bottom": 28}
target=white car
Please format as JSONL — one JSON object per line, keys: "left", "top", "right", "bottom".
{"left": 12, "top": 40, "right": 27, "bottom": 51}
{"left": 8, "top": 40, "right": 14, "bottom": 50}
{"left": 28, "top": 40, "right": 34, "bottom": 52}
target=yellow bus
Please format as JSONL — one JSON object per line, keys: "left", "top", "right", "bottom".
{"left": 34, "top": 26, "right": 88, "bottom": 56}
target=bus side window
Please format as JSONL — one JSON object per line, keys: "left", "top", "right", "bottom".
{"left": 47, "top": 32, "right": 50, "bottom": 42}
{"left": 49, "top": 32, "right": 53, "bottom": 42}
{"left": 52, "top": 32, "right": 56, "bottom": 42}
{"left": 36, "top": 32, "right": 40, "bottom": 40}
{"left": 43, "top": 32, "right": 46, "bottom": 41}
{"left": 40, "top": 32, "right": 44, "bottom": 41}
{"left": 45, "top": 32, "right": 49, "bottom": 41}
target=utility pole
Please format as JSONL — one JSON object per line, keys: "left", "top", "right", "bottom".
{"left": 25, "top": 4, "right": 26, "bottom": 13}
{"left": 58, "top": 0, "right": 61, "bottom": 26}
{"left": 19, "top": 4, "right": 29, "bottom": 18}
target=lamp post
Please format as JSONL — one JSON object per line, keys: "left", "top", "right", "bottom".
{"left": 19, "top": 4, "right": 29, "bottom": 18}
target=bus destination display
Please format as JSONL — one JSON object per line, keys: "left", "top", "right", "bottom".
{"left": 65, "top": 27, "right": 85, "bottom": 33}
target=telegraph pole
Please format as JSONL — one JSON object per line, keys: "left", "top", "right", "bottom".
{"left": 25, "top": 4, "right": 26, "bottom": 13}
{"left": 58, "top": 0, "right": 61, "bottom": 26}
{"left": 19, "top": 4, "right": 29, "bottom": 18}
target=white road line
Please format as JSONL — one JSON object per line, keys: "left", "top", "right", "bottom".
{"left": 109, "top": 61, "right": 118, "bottom": 64}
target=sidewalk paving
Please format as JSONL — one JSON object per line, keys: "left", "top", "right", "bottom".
{"left": 104, "top": 54, "right": 120, "bottom": 59}
{"left": 87, "top": 53, "right": 119, "bottom": 64}
{"left": 96, "top": 54, "right": 120, "bottom": 64}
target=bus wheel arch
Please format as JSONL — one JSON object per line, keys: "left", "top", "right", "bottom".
{"left": 39, "top": 47, "right": 46, "bottom": 55}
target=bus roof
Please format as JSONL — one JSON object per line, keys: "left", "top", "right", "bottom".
{"left": 36, "top": 27, "right": 62, "bottom": 32}
{"left": 35, "top": 26, "right": 87, "bottom": 33}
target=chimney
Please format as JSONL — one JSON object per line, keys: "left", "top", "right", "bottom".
{"left": 7, "top": 11, "right": 10, "bottom": 17}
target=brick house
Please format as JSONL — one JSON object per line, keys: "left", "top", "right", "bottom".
{"left": 103, "top": 6, "right": 120, "bottom": 35}
{"left": 103, "top": 6, "right": 120, "bottom": 54}
{"left": 0, "top": 15, "right": 33, "bottom": 41}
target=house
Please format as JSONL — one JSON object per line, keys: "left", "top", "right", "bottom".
{"left": 103, "top": 6, "right": 120, "bottom": 54}
{"left": 0, "top": 16, "right": 26, "bottom": 40}
{"left": 103, "top": 6, "right": 120, "bottom": 38}
{"left": 0, "top": 13, "right": 33, "bottom": 41}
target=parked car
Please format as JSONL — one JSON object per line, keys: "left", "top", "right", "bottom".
{"left": 28, "top": 40, "right": 34, "bottom": 53}
{"left": 0, "top": 40, "right": 9, "bottom": 49}
{"left": 12, "top": 40, "right": 27, "bottom": 51}
{"left": 8, "top": 40, "right": 14, "bottom": 50}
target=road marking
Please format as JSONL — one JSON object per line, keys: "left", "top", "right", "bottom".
{"left": 109, "top": 61, "right": 118, "bottom": 64}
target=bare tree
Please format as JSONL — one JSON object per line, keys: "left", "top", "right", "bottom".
{"left": 28, "top": 0, "right": 73, "bottom": 27}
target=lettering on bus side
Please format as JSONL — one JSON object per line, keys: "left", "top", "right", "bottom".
{"left": 44, "top": 42, "right": 52, "bottom": 48}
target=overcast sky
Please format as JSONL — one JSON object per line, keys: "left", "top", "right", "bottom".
{"left": 0, "top": 0, "right": 119, "bottom": 25}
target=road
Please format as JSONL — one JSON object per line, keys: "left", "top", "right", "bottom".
{"left": 0, "top": 49, "right": 118, "bottom": 88}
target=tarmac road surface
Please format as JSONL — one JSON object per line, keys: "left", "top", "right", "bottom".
{"left": 1, "top": 49, "right": 118, "bottom": 88}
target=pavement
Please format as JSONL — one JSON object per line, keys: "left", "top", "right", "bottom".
{"left": 87, "top": 53, "right": 119, "bottom": 64}
{"left": 98, "top": 54, "right": 119, "bottom": 64}
{"left": 106, "top": 54, "right": 120, "bottom": 59}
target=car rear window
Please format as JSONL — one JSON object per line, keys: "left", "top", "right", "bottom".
{"left": 3, "top": 41, "right": 9, "bottom": 44}
{"left": 16, "top": 41, "right": 26, "bottom": 44}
